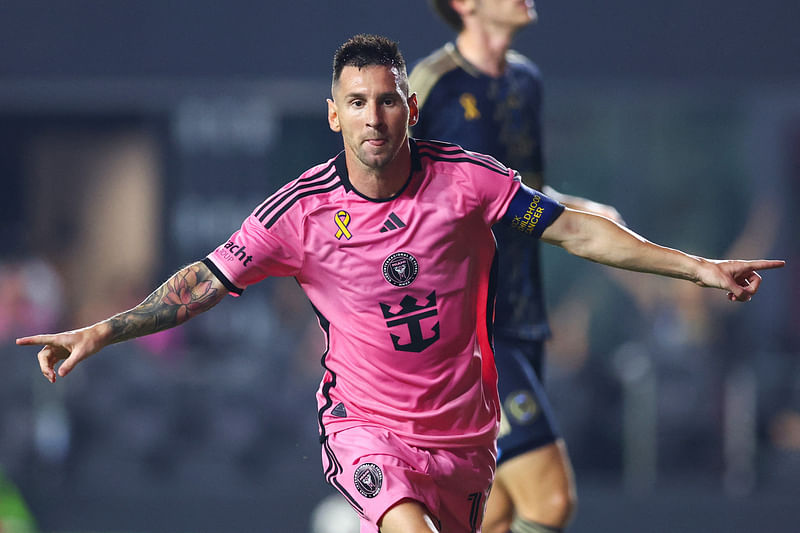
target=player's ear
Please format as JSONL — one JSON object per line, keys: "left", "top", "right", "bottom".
{"left": 327, "top": 98, "right": 341, "bottom": 132}
{"left": 451, "top": 0, "right": 476, "bottom": 18}
{"left": 408, "top": 93, "right": 419, "bottom": 127}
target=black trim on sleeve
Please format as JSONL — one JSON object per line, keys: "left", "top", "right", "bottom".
{"left": 202, "top": 257, "right": 244, "bottom": 296}
{"left": 415, "top": 139, "right": 510, "bottom": 176}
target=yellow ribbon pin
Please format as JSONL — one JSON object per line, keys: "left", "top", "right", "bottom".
{"left": 459, "top": 93, "right": 481, "bottom": 120}
{"left": 334, "top": 210, "right": 352, "bottom": 240}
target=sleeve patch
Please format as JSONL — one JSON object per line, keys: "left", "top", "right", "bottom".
{"left": 501, "top": 184, "right": 564, "bottom": 238}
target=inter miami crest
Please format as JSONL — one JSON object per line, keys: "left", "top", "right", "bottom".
{"left": 353, "top": 462, "right": 383, "bottom": 498}
{"left": 382, "top": 251, "right": 419, "bottom": 287}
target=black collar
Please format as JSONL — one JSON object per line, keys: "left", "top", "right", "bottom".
{"left": 332, "top": 139, "right": 421, "bottom": 202}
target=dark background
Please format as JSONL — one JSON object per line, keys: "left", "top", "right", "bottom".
{"left": 1, "top": 0, "right": 798, "bottom": 82}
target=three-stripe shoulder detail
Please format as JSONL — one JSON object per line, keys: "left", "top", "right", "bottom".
{"left": 254, "top": 160, "right": 343, "bottom": 229}
{"left": 415, "top": 140, "right": 509, "bottom": 176}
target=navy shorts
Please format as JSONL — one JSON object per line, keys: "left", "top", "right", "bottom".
{"left": 494, "top": 336, "right": 560, "bottom": 465}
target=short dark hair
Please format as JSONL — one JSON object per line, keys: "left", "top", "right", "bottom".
{"left": 332, "top": 34, "right": 408, "bottom": 91}
{"left": 429, "top": 0, "right": 463, "bottom": 32}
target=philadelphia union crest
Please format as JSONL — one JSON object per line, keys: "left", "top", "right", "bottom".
{"left": 504, "top": 390, "right": 540, "bottom": 425}
{"left": 354, "top": 462, "right": 383, "bottom": 498}
{"left": 382, "top": 251, "right": 419, "bottom": 287}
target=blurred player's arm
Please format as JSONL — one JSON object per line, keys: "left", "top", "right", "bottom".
{"left": 541, "top": 208, "right": 784, "bottom": 302}
{"left": 542, "top": 183, "right": 625, "bottom": 225}
{"left": 16, "top": 261, "right": 228, "bottom": 383}
{"left": 518, "top": 171, "right": 624, "bottom": 225}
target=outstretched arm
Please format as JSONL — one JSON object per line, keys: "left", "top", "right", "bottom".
{"left": 16, "top": 261, "right": 228, "bottom": 382}
{"left": 541, "top": 208, "right": 785, "bottom": 302}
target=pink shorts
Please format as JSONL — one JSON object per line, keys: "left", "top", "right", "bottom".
{"left": 321, "top": 425, "right": 495, "bottom": 532}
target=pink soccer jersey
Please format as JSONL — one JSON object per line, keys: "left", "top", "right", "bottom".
{"left": 205, "top": 139, "right": 554, "bottom": 451}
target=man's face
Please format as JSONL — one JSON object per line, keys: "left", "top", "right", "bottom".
{"left": 328, "top": 65, "right": 418, "bottom": 172}
{"left": 473, "top": 0, "right": 537, "bottom": 30}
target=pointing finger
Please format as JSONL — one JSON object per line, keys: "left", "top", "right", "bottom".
{"left": 16, "top": 334, "right": 58, "bottom": 347}
{"left": 749, "top": 260, "right": 786, "bottom": 271}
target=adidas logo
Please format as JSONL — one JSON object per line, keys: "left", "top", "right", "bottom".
{"left": 380, "top": 212, "right": 407, "bottom": 233}
{"left": 331, "top": 402, "right": 347, "bottom": 418}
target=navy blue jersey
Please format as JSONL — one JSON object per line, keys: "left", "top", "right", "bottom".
{"left": 410, "top": 43, "right": 549, "bottom": 340}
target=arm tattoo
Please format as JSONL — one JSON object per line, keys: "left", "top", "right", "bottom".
{"left": 106, "top": 262, "right": 226, "bottom": 344}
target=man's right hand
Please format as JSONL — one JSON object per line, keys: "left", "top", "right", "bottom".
{"left": 17, "top": 325, "right": 108, "bottom": 383}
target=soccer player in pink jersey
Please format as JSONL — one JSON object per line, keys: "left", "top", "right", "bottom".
{"left": 17, "top": 35, "right": 783, "bottom": 533}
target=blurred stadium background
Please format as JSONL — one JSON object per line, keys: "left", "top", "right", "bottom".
{"left": 1, "top": 1, "right": 798, "bottom": 531}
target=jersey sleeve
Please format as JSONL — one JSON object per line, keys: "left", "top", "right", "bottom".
{"left": 498, "top": 180, "right": 564, "bottom": 238}
{"left": 204, "top": 209, "right": 303, "bottom": 296}
{"left": 460, "top": 153, "right": 523, "bottom": 226}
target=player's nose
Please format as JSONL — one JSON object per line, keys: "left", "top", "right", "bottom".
{"left": 365, "top": 101, "right": 384, "bottom": 128}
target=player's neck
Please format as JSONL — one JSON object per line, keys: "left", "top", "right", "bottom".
{"left": 345, "top": 141, "right": 412, "bottom": 200}
{"left": 456, "top": 25, "right": 515, "bottom": 77}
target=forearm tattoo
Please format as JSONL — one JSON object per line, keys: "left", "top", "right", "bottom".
{"left": 106, "top": 262, "right": 224, "bottom": 343}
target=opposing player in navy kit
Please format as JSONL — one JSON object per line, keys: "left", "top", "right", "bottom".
{"left": 411, "top": 2, "right": 623, "bottom": 532}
